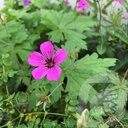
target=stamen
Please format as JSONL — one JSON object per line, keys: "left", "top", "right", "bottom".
{"left": 45, "top": 58, "right": 54, "bottom": 68}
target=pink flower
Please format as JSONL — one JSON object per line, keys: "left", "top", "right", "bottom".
{"left": 23, "top": 0, "right": 30, "bottom": 6}
{"left": 114, "top": 0, "right": 122, "bottom": 4}
{"left": 65, "top": 0, "right": 70, "bottom": 4}
{"left": 76, "top": 0, "right": 89, "bottom": 10}
{"left": 124, "top": 13, "right": 128, "bottom": 18}
{"left": 28, "top": 41, "right": 68, "bottom": 81}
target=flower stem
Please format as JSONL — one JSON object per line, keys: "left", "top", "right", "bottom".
{"left": 5, "top": 83, "right": 9, "bottom": 97}
{"left": 24, "top": 111, "right": 68, "bottom": 117}
{"left": 4, "top": 24, "right": 10, "bottom": 43}
{"left": 122, "top": 69, "right": 128, "bottom": 82}
{"left": 3, "top": 63, "right": 9, "bottom": 97}
{"left": 97, "top": 0, "right": 104, "bottom": 45}
{"left": 47, "top": 82, "right": 63, "bottom": 98}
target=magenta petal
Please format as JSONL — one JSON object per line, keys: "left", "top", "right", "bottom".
{"left": 65, "top": 0, "right": 70, "bottom": 4}
{"left": 32, "top": 67, "right": 48, "bottom": 80}
{"left": 124, "top": 13, "right": 128, "bottom": 18}
{"left": 114, "top": 0, "right": 122, "bottom": 4}
{"left": 76, "top": 0, "right": 89, "bottom": 10}
{"left": 28, "top": 52, "right": 45, "bottom": 66}
{"left": 47, "top": 66, "right": 62, "bottom": 81}
{"left": 24, "top": 0, "right": 30, "bottom": 6}
{"left": 54, "top": 49, "right": 68, "bottom": 64}
{"left": 40, "top": 41, "right": 54, "bottom": 59}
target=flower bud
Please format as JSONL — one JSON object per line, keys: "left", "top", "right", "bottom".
{"left": 77, "top": 109, "right": 89, "bottom": 128}
{"left": 0, "top": 15, "right": 6, "bottom": 25}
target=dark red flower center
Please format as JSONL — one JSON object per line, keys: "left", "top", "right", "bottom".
{"left": 45, "top": 58, "right": 55, "bottom": 68}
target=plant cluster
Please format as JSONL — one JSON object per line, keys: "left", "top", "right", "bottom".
{"left": 0, "top": 0, "right": 128, "bottom": 128}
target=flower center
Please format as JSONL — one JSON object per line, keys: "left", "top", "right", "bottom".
{"left": 45, "top": 58, "right": 54, "bottom": 68}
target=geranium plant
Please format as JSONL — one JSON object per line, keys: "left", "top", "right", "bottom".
{"left": 0, "top": 0, "right": 128, "bottom": 128}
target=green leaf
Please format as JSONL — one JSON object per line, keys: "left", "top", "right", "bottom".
{"left": 63, "top": 53, "right": 116, "bottom": 97}
{"left": 114, "top": 57, "right": 128, "bottom": 71}
{"left": 2, "top": 74, "right": 8, "bottom": 82}
{"left": 6, "top": 21, "right": 28, "bottom": 44}
{"left": 62, "top": 40, "right": 87, "bottom": 53}
{"left": 15, "top": 124, "right": 27, "bottom": 128}
{"left": 27, "top": 79, "right": 44, "bottom": 91}
{"left": 41, "top": 10, "right": 96, "bottom": 51}
{"left": 46, "top": 80, "right": 64, "bottom": 104}
{"left": 96, "top": 44, "right": 106, "bottom": 55}
{"left": 0, "top": 110, "right": 3, "bottom": 123}
{"left": 90, "top": 107, "right": 104, "bottom": 121}
{"left": 2, "top": 53, "right": 10, "bottom": 59}
{"left": 69, "top": 99, "right": 78, "bottom": 106}
{"left": 79, "top": 83, "right": 98, "bottom": 104}
{"left": 8, "top": 8, "right": 28, "bottom": 19}
{"left": 121, "top": 111, "right": 128, "bottom": 125}
{"left": 117, "top": 89, "right": 127, "bottom": 111}
{"left": 108, "top": 73, "right": 121, "bottom": 85}
{"left": 50, "top": 85, "right": 63, "bottom": 104}
{"left": 98, "top": 124, "right": 109, "bottom": 128}
{"left": 77, "top": 53, "right": 116, "bottom": 74}
{"left": 0, "top": 24, "right": 7, "bottom": 39}
{"left": 66, "top": 16, "right": 96, "bottom": 32}
{"left": 106, "top": 28, "right": 128, "bottom": 44}
{"left": 0, "top": 96, "right": 3, "bottom": 101}
{"left": 88, "top": 119, "right": 98, "bottom": 128}
{"left": 31, "top": 0, "right": 50, "bottom": 8}
{"left": 16, "top": 92, "right": 28, "bottom": 103}
{"left": 27, "top": 121, "right": 34, "bottom": 128}
{"left": 122, "top": 0, "right": 128, "bottom": 9}
{"left": 22, "top": 76, "right": 30, "bottom": 86}
{"left": 28, "top": 88, "right": 42, "bottom": 111}
{"left": 65, "top": 69, "right": 87, "bottom": 96}
{"left": 7, "top": 126, "right": 14, "bottom": 128}
{"left": 67, "top": 106, "right": 77, "bottom": 112}
{"left": 42, "top": 119, "right": 52, "bottom": 128}
{"left": 35, "top": 118, "right": 41, "bottom": 125}
{"left": 65, "top": 118, "right": 76, "bottom": 128}
{"left": 8, "top": 70, "right": 17, "bottom": 77}
{"left": 15, "top": 42, "right": 32, "bottom": 61}
{"left": 47, "top": 30, "right": 64, "bottom": 42}
{"left": 22, "top": 11, "right": 42, "bottom": 28}
{"left": 27, "top": 34, "right": 40, "bottom": 44}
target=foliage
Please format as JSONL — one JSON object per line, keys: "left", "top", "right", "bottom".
{"left": 0, "top": 0, "right": 127, "bottom": 128}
